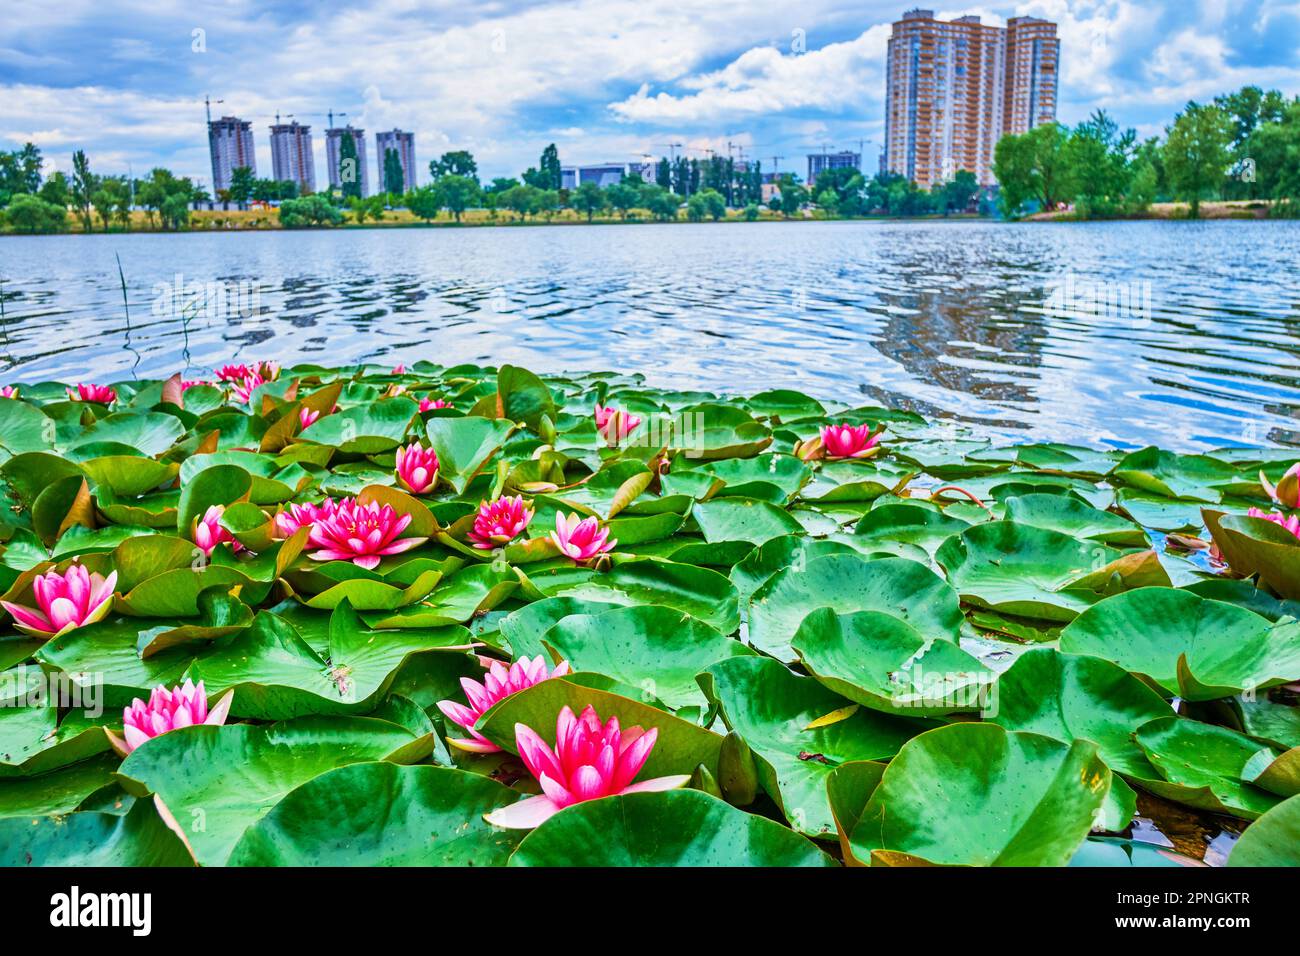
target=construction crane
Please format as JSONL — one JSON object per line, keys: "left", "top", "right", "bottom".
{"left": 654, "top": 142, "right": 684, "bottom": 161}
{"left": 204, "top": 95, "right": 224, "bottom": 125}
{"left": 326, "top": 110, "right": 349, "bottom": 130}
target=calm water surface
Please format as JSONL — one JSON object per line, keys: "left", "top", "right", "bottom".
{"left": 2, "top": 219, "right": 1298, "bottom": 451}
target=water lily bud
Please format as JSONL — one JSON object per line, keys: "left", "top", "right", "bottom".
{"left": 718, "top": 731, "right": 759, "bottom": 806}
{"left": 690, "top": 763, "right": 723, "bottom": 800}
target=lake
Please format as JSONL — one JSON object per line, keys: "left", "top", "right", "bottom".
{"left": 2, "top": 219, "right": 1298, "bottom": 451}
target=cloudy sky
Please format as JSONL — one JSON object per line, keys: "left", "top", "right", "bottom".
{"left": 2, "top": 0, "right": 1298, "bottom": 189}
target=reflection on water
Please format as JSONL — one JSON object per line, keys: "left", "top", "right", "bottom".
{"left": 2, "top": 219, "right": 1299, "bottom": 451}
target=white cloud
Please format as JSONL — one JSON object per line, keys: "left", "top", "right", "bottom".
{"left": 608, "top": 25, "right": 890, "bottom": 123}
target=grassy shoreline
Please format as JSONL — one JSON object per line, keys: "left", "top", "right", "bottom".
{"left": 2, "top": 199, "right": 1292, "bottom": 236}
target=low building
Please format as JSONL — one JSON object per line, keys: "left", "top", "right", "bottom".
{"left": 807, "top": 151, "right": 861, "bottom": 188}
{"left": 560, "top": 163, "right": 634, "bottom": 190}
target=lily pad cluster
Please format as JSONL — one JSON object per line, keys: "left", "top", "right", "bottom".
{"left": 1, "top": 363, "right": 1298, "bottom": 867}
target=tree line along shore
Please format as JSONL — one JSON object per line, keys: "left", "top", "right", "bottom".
{"left": 1, "top": 84, "right": 1296, "bottom": 235}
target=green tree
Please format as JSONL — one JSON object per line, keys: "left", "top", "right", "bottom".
{"left": 605, "top": 182, "right": 638, "bottom": 219}
{"left": 37, "top": 170, "right": 70, "bottom": 208}
{"left": 535, "top": 188, "right": 560, "bottom": 220}
{"left": 429, "top": 151, "right": 478, "bottom": 183}
{"left": 639, "top": 184, "right": 680, "bottom": 221}
{"left": 686, "top": 193, "right": 707, "bottom": 222}
{"left": 278, "top": 195, "right": 342, "bottom": 227}
{"left": 501, "top": 184, "right": 539, "bottom": 220}
{"left": 405, "top": 184, "right": 442, "bottom": 222}
{"left": 743, "top": 202, "right": 760, "bottom": 221}
{"left": 571, "top": 181, "right": 607, "bottom": 221}
{"left": 940, "top": 169, "right": 980, "bottom": 215}
{"left": 539, "top": 144, "right": 561, "bottom": 190}
{"left": 71, "top": 150, "right": 95, "bottom": 231}
{"left": 2, "top": 194, "right": 68, "bottom": 233}
{"left": 438, "top": 174, "right": 479, "bottom": 221}
{"left": 90, "top": 176, "right": 129, "bottom": 232}
{"left": 697, "top": 187, "right": 726, "bottom": 221}
{"left": 0, "top": 143, "right": 43, "bottom": 206}
{"left": 228, "top": 166, "right": 255, "bottom": 204}
{"left": 338, "top": 134, "right": 361, "bottom": 200}
{"left": 992, "top": 123, "right": 1073, "bottom": 217}
{"left": 383, "top": 148, "right": 405, "bottom": 194}
{"left": 1164, "top": 102, "right": 1232, "bottom": 218}
{"left": 774, "top": 175, "right": 807, "bottom": 217}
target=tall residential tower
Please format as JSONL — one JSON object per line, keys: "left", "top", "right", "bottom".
{"left": 270, "top": 120, "right": 316, "bottom": 194}
{"left": 884, "top": 10, "right": 1059, "bottom": 188}
{"left": 326, "top": 125, "right": 369, "bottom": 197}
{"left": 375, "top": 129, "right": 416, "bottom": 193}
{"left": 208, "top": 115, "right": 256, "bottom": 194}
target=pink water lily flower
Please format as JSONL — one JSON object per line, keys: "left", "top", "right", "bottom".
{"left": 420, "top": 396, "right": 453, "bottom": 412}
{"left": 1, "top": 561, "right": 117, "bottom": 637}
{"left": 820, "top": 423, "right": 880, "bottom": 459}
{"left": 216, "top": 361, "right": 278, "bottom": 383}
{"left": 193, "top": 504, "right": 242, "bottom": 557}
{"left": 230, "top": 372, "right": 265, "bottom": 405}
{"left": 273, "top": 498, "right": 339, "bottom": 539}
{"left": 307, "top": 497, "right": 426, "bottom": 569}
{"left": 1247, "top": 507, "right": 1300, "bottom": 541}
{"left": 468, "top": 495, "right": 534, "bottom": 549}
{"left": 67, "top": 383, "right": 116, "bottom": 404}
{"left": 1, "top": 385, "right": 18, "bottom": 399}
{"left": 395, "top": 442, "right": 440, "bottom": 494}
{"left": 594, "top": 404, "right": 641, "bottom": 441}
{"left": 393, "top": 363, "right": 407, "bottom": 375}
{"left": 299, "top": 406, "right": 320, "bottom": 429}
{"left": 112, "top": 680, "right": 234, "bottom": 755}
{"left": 180, "top": 379, "right": 212, "bottom": 392}
{"left": 436, "top": 655, "right": 571, "bottom": 753}
{"left": 484, "top": 705, "right": 690, "bottom": 829}
{"left": 550, "top": 511, "right": 616, "bottom": 562}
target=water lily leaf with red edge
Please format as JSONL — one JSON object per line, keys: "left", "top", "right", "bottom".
{"left": 508, "top": 789, "right": 834, "bottom": 867}
{"left": 1206, "top": 510, "right": 1300, "bottom": 601}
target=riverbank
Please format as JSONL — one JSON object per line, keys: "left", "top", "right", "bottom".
{"left": 1026, "top": 200, "right": 1285, "bottom": 222}
{"left": 2, "top": 205, "right": 996, "bottom": 235}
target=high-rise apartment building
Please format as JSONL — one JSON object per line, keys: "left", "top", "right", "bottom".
{"left": 325, "top": 126, "right": 369, "bottom": 197}
{"left": 375, "top": 129, "right": 416, "bottom": 193}
{"left": 208, "top": 115, "right": 256, "bottom": 193}
{"left": 884, "top": 10, "right": 1059, "bottom": 188}
{"left": 807, "top": 151, "right": 861, "bottom": 188}
{"left": 270, "top": 121, "right": 316, "bottom": 194}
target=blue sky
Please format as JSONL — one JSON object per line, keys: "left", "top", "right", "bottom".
{"left": 2, "top": 0, "right": 1298, "bottom": 189}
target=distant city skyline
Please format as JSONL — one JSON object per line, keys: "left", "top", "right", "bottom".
{"left": 2, "top": 1, "right": 1297, "bottom": 187}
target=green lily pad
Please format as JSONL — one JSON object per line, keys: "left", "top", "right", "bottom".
{"left": 748, "top": 555, "right": 962, "bottom": 662}
{"left": 508, "top": 789, "right": 834, "bottom": 867}
{"left": 227, "top": 763, "right": 523, "bottom": 865}
{"left": 701, "top": 657, "right": 927, "bottom": 837}
{"left": 115, "top": 716, "right": 431, "bottom": 866}
{"left": 849, "top": 723, "right": 1112, "bottom": 866}
{"left": 1059, "top": 587, "right": 1300, "bottom": 701}
{"left": 538, "top": 604, "right": 752, "bottom": 710}
{"left": 792, "top": 608, "right": 994, "bottom": 716}
{"left": 0, "top": 797, "right": 194, "bottom": 866}
{"left": 1136, "top": 716, "right": 1283, "bottom": 820}
{"left": 1228, "top": 794, "right": 1300, "bottom": 866}
{"left": 936, "top": 521, "right": 1118, "bottom": 622}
